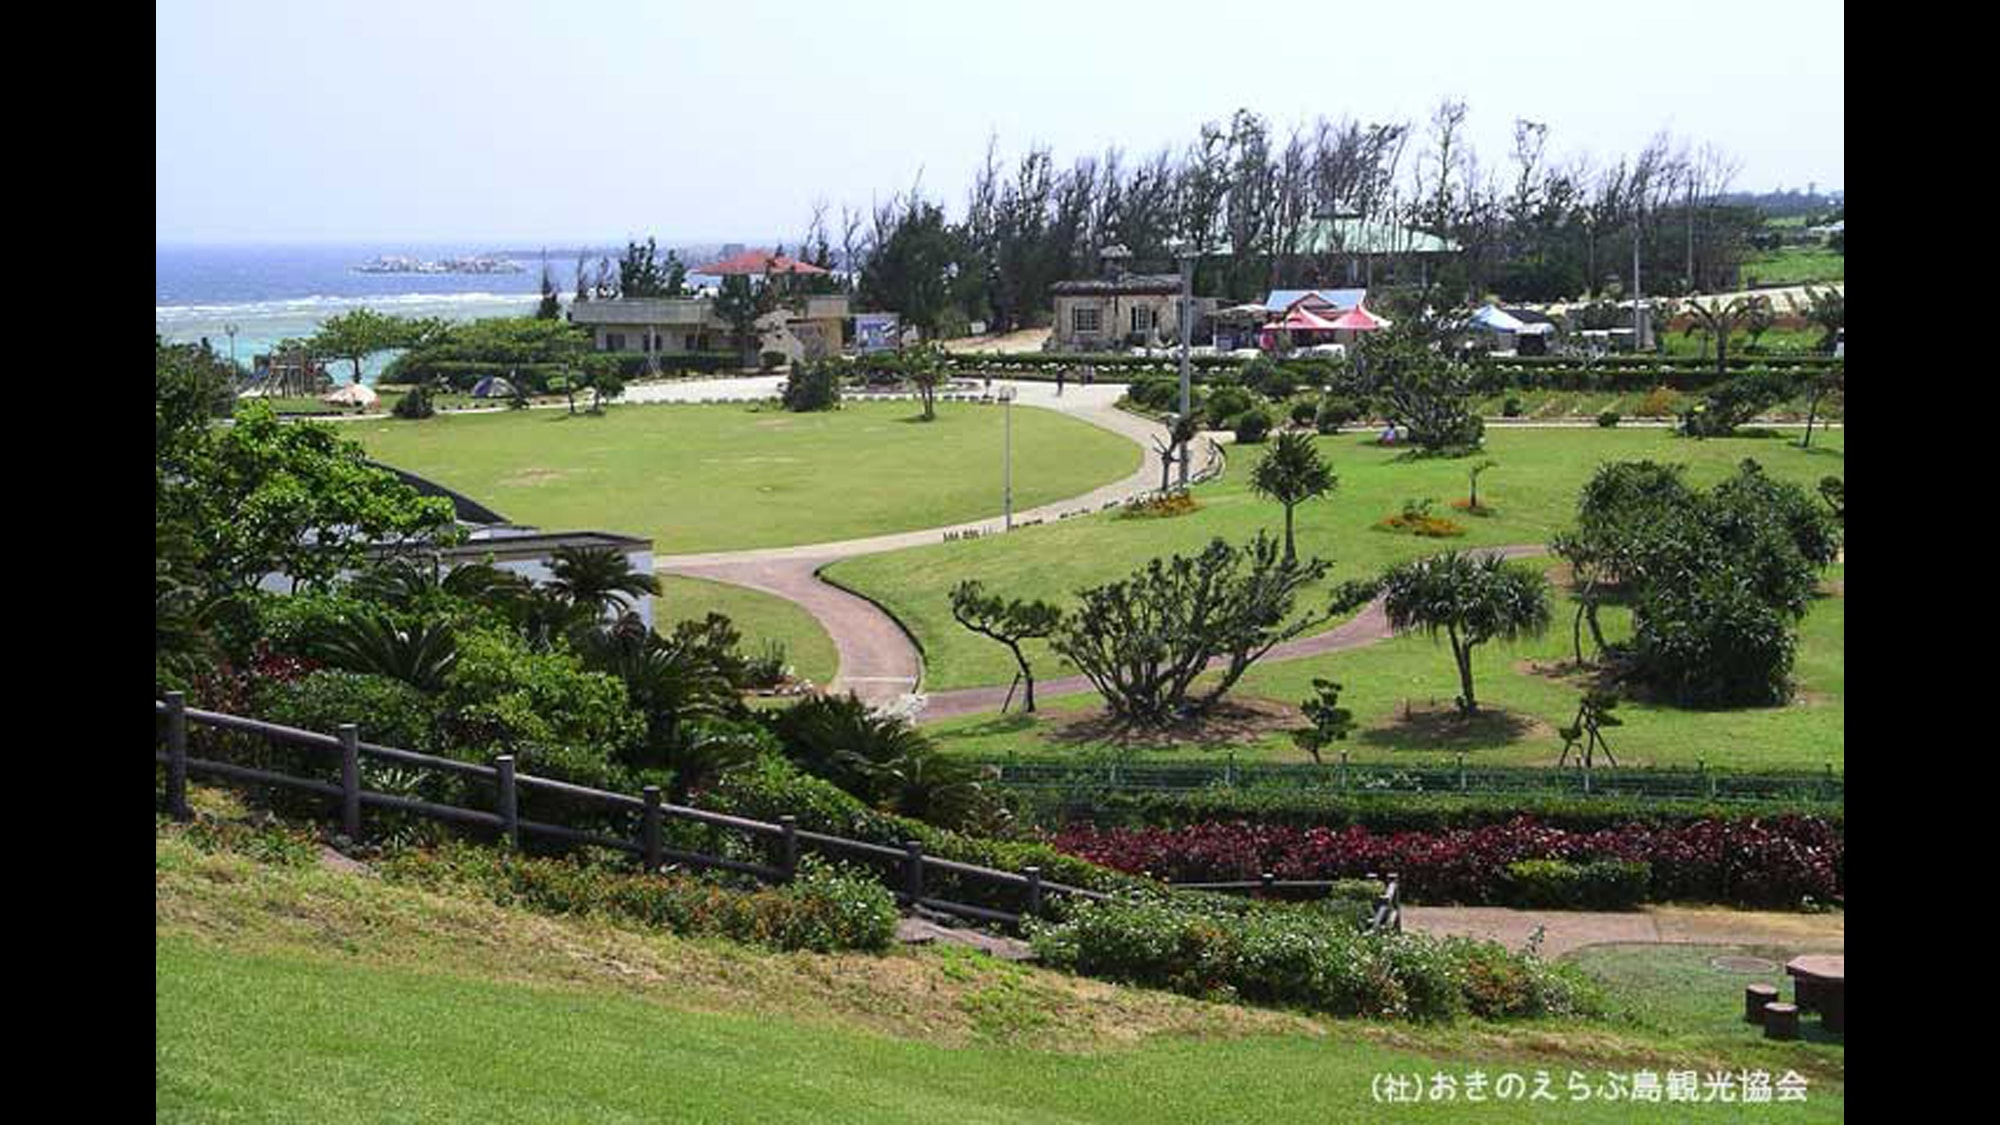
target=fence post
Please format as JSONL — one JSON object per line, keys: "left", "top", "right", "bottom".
{"left": 164, "top": 691, "right": 190, "bottom": 821}
{"left": 903, "top": 840, "right": 925, "bottom": 905}
{"left": 1457, "top": 753, "right": 1467, "bottom": 792}
{"left": 1024, "top": 865, "right": 1043, "bottom": 919}
{"left": 1226, "top": 753, "right": 1236, "bottom": 788}
{"left": 1261, "top": 871, "right": 1276, "bottom": 896}
{"left": 338, "top": 723, "right": 361, "bottom": 840}
{"left": 1339, "top": 750, "right": 1349, "bottom": 792}
{"left": 495, "top": 755, "right": 519, "bottom": 848}
{"left": 779, "top": 815, "right": 799, "bottom": 882}
{"left": 1822, "top": 761, "right": 1833, "bottom": 801}
{"left": 641, "top": 785, "right": 663, "bottom": 872}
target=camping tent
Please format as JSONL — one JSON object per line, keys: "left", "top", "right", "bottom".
{"left": 321, "top": 382, "right": 379, "bottom": 408}
{"left": 1468, "top": 305, "right": 1526, "bottom": 333}
{"left": 471, "top": 375, "right": 518, "bottom": 399}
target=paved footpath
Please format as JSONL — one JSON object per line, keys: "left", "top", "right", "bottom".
{"left": 1402, "top": 904, "right": 1845, "bottom": 959}
{"left": 652, "top": 379, "right": 1224, "bottom": 712}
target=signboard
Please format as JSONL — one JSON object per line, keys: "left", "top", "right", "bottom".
{"left": 854, "top": 313, "right": 901, "bottom": 354}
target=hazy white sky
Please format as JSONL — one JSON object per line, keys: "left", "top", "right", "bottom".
{"left": 156, "top": 0, "right": 1843, "bottom": 245}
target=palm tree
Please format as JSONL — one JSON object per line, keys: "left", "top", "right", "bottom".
{"left": 1249, "top": 430, "right": 1338, "bottom": 566}
{"left": 545, "top": 545, "right": 662, "bottom": 621}
{"left": 349, "top": 554, "right": 531, "bottom": 612}
{"left": 1800, "top": 362, "right": 1843, "bottom": 449}
{"left": 1803, "top": 286, "right": 1844, "bottom": 354}
{"left": 1380, "top": 551, "right": 1552, "bottom": 714}
{"left": 1681, "top": 295, "right": 1770, "bottom": 381}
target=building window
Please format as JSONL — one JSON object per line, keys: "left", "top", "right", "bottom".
{"left": 605, "top": 332, "right": 625, "bottom": 351}
{"left": 684, "top": 334, "right": 698, "bottom": 351}
{"left": 1072, "top": 307, "right": 1101, "bottom": 334}
{"left": 1131, "top": 306, "right": 1155, "bottom": 334}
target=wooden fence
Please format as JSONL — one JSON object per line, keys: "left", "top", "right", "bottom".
{"left": 154, "top": 692, "right": 1109, "bottom": 930}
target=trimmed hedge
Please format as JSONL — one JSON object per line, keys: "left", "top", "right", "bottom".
{"left": 1503, "top": 859, "right": 1650, "bottom": 911}
{"left": 1022, "top": 788, "right": 1845, "bottom": 836}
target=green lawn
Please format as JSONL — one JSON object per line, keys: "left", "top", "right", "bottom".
{"left": 1739, "top": 247, "right": 1844, "bottom": 287}
{"left": 659, "top": 573, "right": 839, "bottom": 686}
{"left": 156, "top": 823, "right": 1842, "bottom": 1123}
{"left": 834, "top": 427, "right": 1844, "bottom": 694}
{"left": 928, "top": 563, "right": 1842, "bottom": 771}
{"left": 349, "top": 400, "right": 1142, "bottom": 554}
{"left": 1567, "top": 942, "right": 1844, "bottom": 1057}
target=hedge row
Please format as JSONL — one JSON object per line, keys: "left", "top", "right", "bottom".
{"left": 1030, "top": 895, "right": 1605, "bottom": 1022}
{"left": 1053, "top": 815, "right": 1842, "bottom": 909}
{"left": 1025, "top": 789, "right": 1845, "bottom": 836}
{"left": 377, "top": 839, "right": 899, "bottom": 953}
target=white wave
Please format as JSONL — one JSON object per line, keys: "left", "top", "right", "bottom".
{"left": 155, "top": 291, "right": 541, "bottom": 322}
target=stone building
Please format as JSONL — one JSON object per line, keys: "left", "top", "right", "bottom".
{"left": 1047, "top": 245, "right": 1216, "bottom": 352}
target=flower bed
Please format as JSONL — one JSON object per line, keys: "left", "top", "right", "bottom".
{"left": 1052, "top": 815, "right": 1841, "bottom": 910}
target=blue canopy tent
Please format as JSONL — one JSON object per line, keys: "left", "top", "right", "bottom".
{"left": 471, "top": 375, "right": 519, "bottom": 399}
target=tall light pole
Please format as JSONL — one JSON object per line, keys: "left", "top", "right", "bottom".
{"left": 224, "top": 322, "right": 239, "bottom": 374}
{"left": 1174, "top": 243, "right": 1196, "bottom": 487}
{"left": 998, "top": 382, "right": 1016, "bottom": 530}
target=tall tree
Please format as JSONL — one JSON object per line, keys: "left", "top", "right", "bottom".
{"left": 309, "top": 308, "right": 423, "bottom": 386}
{"left": 536, "top": 253, "right": 562, "bottom": 319}
{"left": 860, "top": 193, "right": 959, "bottom": 339}
{"left": 714, "top": 274, "right": 775, "bottom": 367}
{"left": 1248, "top": 430, "right": 1338, "bottom": 565}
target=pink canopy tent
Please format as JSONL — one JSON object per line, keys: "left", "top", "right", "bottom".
{"left": 1327, "top": 306, "right": 1390, "bottom": 331}
{"left": 1260, "top": 301, "right": 1343, "bottom": 350}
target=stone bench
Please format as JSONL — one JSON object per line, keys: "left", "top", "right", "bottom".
{"left": 1786, "top": 954, "right": 1844, "bottom": 1034}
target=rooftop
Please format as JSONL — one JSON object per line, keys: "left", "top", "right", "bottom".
{"left": 1050, "top": 273, "right": 1183, "bottom": 296}
{"left": 696, "top": 249, "right": 829, "bottom": 276}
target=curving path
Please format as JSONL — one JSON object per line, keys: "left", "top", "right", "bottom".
{"left": 653, "top": 379, "right": 1225, "bottom": 712}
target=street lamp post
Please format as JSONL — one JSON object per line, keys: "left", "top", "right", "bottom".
{"left": 998, "top": 383, "right": 1016, "bottom": 530}
{"left": 1175, "top": 247, "right": 1196, "bottom": 487}
{"left": 224, "top": 322, "right": 239, "bottom": 374}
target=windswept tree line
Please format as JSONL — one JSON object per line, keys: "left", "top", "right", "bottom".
{"left": 816, "top": 102, "right": 1763, "bottom": 338}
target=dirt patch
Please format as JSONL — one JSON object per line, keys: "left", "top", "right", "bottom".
{"left": 1818, "top": 578, "right": 1844, "bottom": 597}
{"left": 498, "top": 468, "right": 567, "bottom": 487}
{"left": 1045, "top": 697, "right": 1302, "bottom": 751}
{"left": 1357, "top": 701, "right": 1553, "bottom": 751}
{"left": 752, "top": 419, "right": 794, "bottom": 429}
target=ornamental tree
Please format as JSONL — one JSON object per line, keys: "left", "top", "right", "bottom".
{"left": 1249, "top": 430, "right": 1338, "bottom": 565}
{"left": 1054, "top": 534, "right": 1372, "bottom": 725}
{"left": 181, "top": 402, "right": 457, "bottom": 595}
{"left": 949, "top": 580, "right": 1062, "bottom": 712}
{"left": 1380, "top": 551, "right": 1552, "bottom": 715}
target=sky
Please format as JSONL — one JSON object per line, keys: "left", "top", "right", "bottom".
{"left": 156, "top": 0, "right": 1843, "bottom": 246}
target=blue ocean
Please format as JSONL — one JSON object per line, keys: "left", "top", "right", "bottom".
{"left": 157, "top": 242, "right": 578, "bottom": 382}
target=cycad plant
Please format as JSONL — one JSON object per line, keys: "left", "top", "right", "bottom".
{"left": 546, "top": 544, "right": 662, "bottom": 620}
{"left": 311, "top": 611, "right": 460, "bottom": 692}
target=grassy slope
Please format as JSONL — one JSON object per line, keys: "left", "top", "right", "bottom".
{"left": 658, "top": 573, "right": 839, "bottom": 686}
{"left": 155, "top": 825, "right": 1842, "bottom": 1123}
{"left": 1739, "top": 247, "right": 1844, "bottom": 287}
{"left": 834, "top": 427, "right": 1845, "bottom": 693}
{"left": 349, "top": 400, "right": 1141, "bottom": 554}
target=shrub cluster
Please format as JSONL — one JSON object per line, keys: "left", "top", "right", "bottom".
{"left": 1118, "top": 489, "right": 1200, "bottom": 519}
{"left": 1232, "top": 407, "right": 1273, "bottom": 443}
{"left": 378, "top": 840, "right": 898, "bottom": 953}
{"left": 1052, "top": 815, "right": 1842, "bottom": 909}
{"left": 699, "top": 758, "right": 1164, "bottom": 918}
{"left": 1029, "top": 896, "right": 1602, "bottom": 1022}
